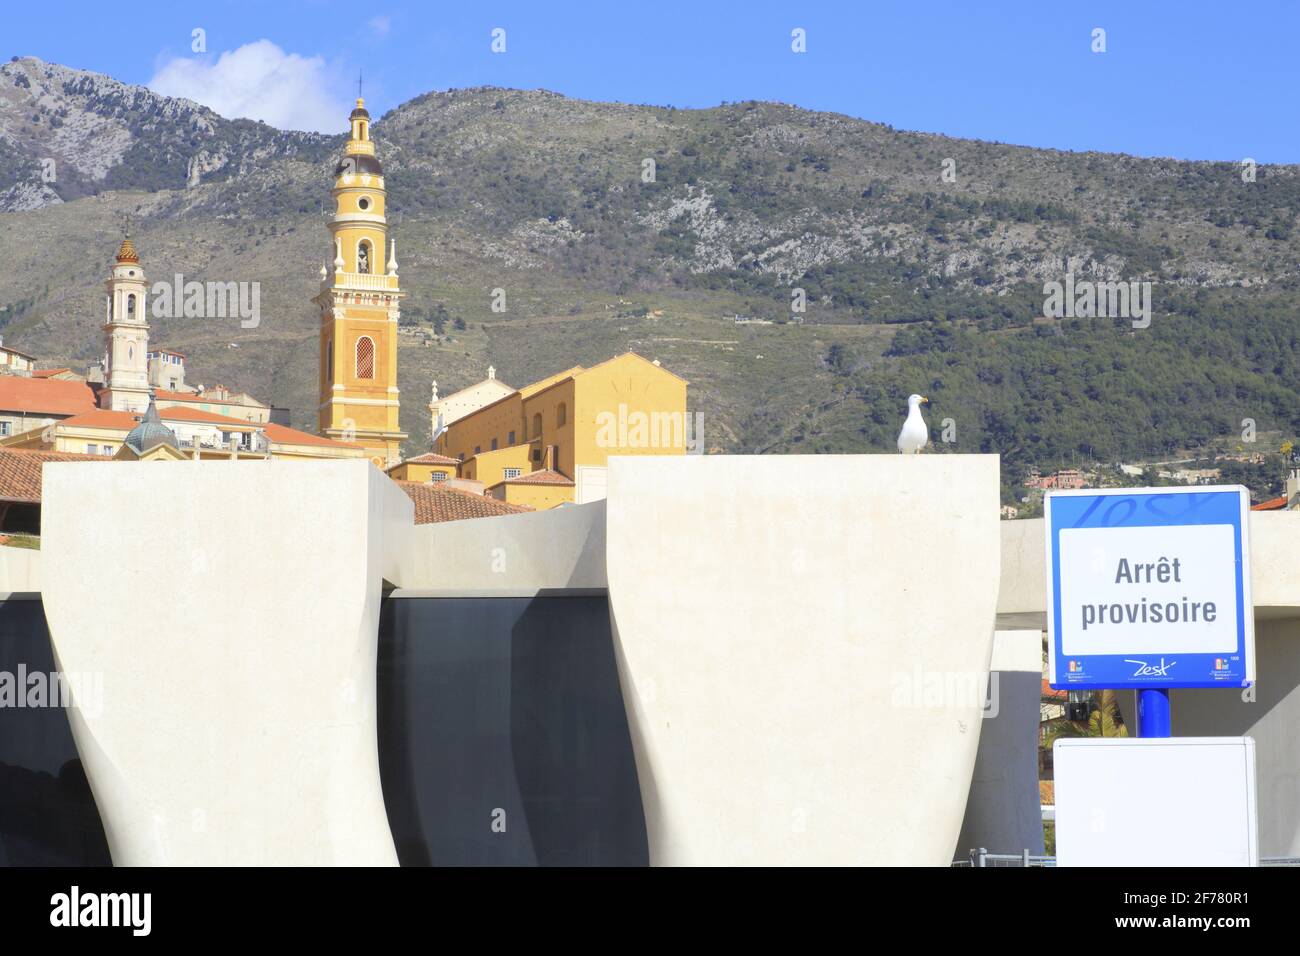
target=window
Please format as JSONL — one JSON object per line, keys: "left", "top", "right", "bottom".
{"left": 532, "top": 413, "right": 542, "bottom": 439}
{"left": 556, "top": 403, "right": 567, "bottom": 427}
{"left": 474, "top": 446, "right": 481, "bottom": 455}
{"left": 126, "top": 294, "right": 136, "bottom": 318}
{"left": 355, "top": 336, "right": 375, "bottom": 379}
{"left": 503, "top": 468, "right": 522, "bottom": 480}
{"left": 101, "top": 445, "right": 113, "bottom": 456}
{"left": 358, "top": 196, "right": 371, "bottom": 211}
{"left": 87, "top": 444, "right": 97, "bottom": 455}
{"left": 507, "top": 430, "right": 516, "bottom": 445}
{"left": 357, "top": 240, "right": 373, "bottom": 275}
{"left": 429, "top": 471, "right": 448, "bottom": 483}
{"left": 491, "top": 438, "right": 499, "bottom": 451}
{"left": 0, "top": 422, "right": 9, "bottom": 437}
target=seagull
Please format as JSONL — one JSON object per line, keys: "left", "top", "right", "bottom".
{"left": 897, "top": 394, "right": 930, "bottom": 454}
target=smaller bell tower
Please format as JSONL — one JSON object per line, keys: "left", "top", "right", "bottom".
{"left": 101, "top": 233, "right": 152, "bottom": 413}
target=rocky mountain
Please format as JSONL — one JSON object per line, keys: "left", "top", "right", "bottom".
{"left": 2, "top": 56, "right": 1299, "bottom": 498}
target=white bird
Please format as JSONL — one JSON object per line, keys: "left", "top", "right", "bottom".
{"left": 897, "top": 394, "right": 930, "bottom": 454}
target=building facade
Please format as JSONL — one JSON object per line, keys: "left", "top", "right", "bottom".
{"left": 432, "top": 352, "right": 689, "bottom": 508}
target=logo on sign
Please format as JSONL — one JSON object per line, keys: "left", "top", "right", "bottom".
{"left": 1124, "top": 657, "right": 1176, "bottom": 678}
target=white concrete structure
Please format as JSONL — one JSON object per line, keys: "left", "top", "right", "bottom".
{"left": 604, "top": 454, "right": 1002, "bottom": 865}
{"left": 40, "top": 461, "right": 408, "bottom": 865}
{"left": 955, "top": 629, "right": 1045, "bottom": 858}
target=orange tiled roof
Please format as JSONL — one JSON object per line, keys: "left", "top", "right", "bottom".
{"left": 0, "top": 447, "right": 110, "bottom": 504}
{"left": 54, "top": 408, "right": 138, "bottom": 430}
{"left": 502, "top": 468, "right": 573, "bottom": 486}
{"left": 1251, "top": 495, "right": 1288, "bottom": 511}
{"left": 30, "top": 367, "right": 71, "bottom": 378}
{"left": 392, "top": 452, "right": 460, "bottom": 468}
{"left": 395, "top": 480, "right": 532, "bottom": 524}
{"left": 1041, "top": 679, "right": 1068, "bottom": 700}
{"left": 0, "top": 377, "right": 98, "bottom": 416}
{"left": 55, "top": 407, "right": 358, "bottom": 449}
{"left": 262, "top": 422, "right": 362, "bottom": 449}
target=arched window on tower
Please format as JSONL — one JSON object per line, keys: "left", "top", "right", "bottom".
{"left": 126, "top": 294, "right": 136, "bottom": 318}
{"left": 357, "top": 240, "right": 372, "bottom": 275}
{"left": 356, "top": 336, "right": 375, "bottom": 379}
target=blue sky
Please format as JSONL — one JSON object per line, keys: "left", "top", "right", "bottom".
{"left": 6, "top": 0, "right": 1299, "bottom": 161}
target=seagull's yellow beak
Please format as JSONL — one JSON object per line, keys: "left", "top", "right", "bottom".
{"left": 921, "top": 396, "right": 930, "bottom": 405}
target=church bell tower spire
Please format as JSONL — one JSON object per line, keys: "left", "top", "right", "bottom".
{"left": 101, "top": 230, "right": 152, "bottom": 412}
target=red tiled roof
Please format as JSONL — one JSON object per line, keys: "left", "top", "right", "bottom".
{"left": 55, "top": 407, "right": 358, "bottom": 449}
{"left": 0, "top": 377, "right": 97, "bottom": 416}
{"left": 500, "top": 468, "right": 573, "bottom": 486}
{"left": 57, "top": 407, "right": 252, "bottom": 431}
{"left": 0, "top": 448, "right": 110, "bottom": 504}
{"left": 30, "top": 368, "right": 72, "bottom": 379}
{"left": 1251, "top": 495, "right": 1288, "bottom": 511}
{"left": 1041, "top": 679, "right": 1068, "bottom": 700}
{"left": 387, "top": 455, "right": 460, "bottom": 473}
{"left": 52, "top": 408, "right": 138, "bottom": 430}
{"left": 395, "top": 480, "right": 532, "bottom": 523}
{"left": 262, "top": 422, "right": 362, "bottom": 449}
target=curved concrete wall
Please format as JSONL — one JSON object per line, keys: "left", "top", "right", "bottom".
{"left": 605, "top": 454, "right": 1002, "bottom": 865}
{"left": 40, "top": 461, "right": 407, "bottom": 865}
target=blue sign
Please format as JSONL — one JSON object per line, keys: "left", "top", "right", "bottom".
{"left": 1046, "top": 486, "right": 1254, "bottom": 690}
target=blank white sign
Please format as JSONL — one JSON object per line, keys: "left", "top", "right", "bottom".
{"left": 1054, "top": 737, "right": 1257, "bottom": 867}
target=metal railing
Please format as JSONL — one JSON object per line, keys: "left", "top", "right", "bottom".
{"left": 955, "top": 849, "right": 1300, "bottom": 867}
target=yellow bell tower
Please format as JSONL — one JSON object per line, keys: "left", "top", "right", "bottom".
{"left": 314, "top": 97, "right": 406, "bottom": 467}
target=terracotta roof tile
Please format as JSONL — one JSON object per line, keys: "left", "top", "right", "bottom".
{"left": 262, "top": 422, "right": 362, "bottom": 449}
{"left": 388, "top": 452, "right": 460, "bottom": 471}
{"left": 395, "top": 480, "right": 532, "bottom": 523}
{"left": 0, "top": 377, "right": 98, "bottom": 416}
{"left": 0, "top": 448, "right": 111, "bottom": 504}
{"left": 502, "top": 468, "right": 573, "bottom": 486}
{"left": 1251, "top": 495, "right": 1288, "bottom": 511}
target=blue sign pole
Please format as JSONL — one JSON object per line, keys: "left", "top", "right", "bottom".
{"left": 1137, "top": 688, "right": 1171, "bottom": 738}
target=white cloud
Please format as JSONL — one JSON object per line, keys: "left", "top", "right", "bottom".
{"left": 368, "top": 16, "right": 391, "bottom": 39}
{"left": 149, "top": 40, "right": 347, "bottom": 134}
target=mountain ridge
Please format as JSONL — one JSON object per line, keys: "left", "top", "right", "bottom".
{"left": 2, "top": 57, "right": 1299, "bottom": 500}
